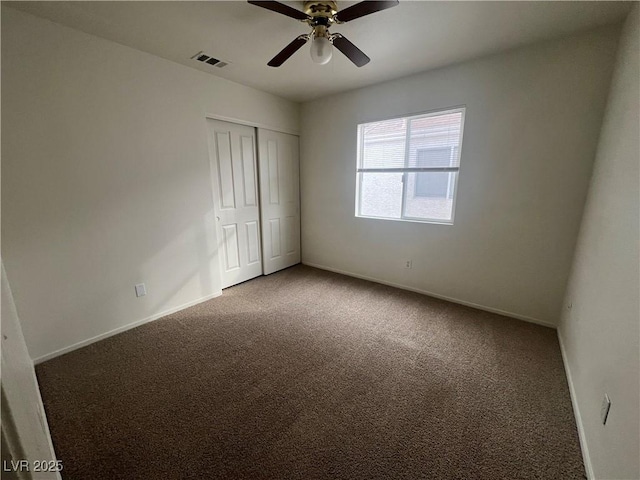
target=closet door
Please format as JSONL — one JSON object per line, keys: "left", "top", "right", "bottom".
{"left": 208, "top": 119, "right": 262, "bottom": 288}
{"left": 257, "top": 129, "right": 301, "bottom": 275}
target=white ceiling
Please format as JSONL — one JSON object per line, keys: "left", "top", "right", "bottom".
{"left": 8, "top": 1, "right": 632, "bottom": 103}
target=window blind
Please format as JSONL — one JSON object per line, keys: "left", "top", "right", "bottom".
{"left": 358, "top": 108, "right": 464, "bottom": 173}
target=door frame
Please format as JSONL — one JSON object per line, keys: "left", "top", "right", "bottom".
{"left": 204, "top": 113, "right": 299, "bottom": 137}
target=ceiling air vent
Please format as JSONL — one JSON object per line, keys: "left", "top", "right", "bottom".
{"left": 191, "top": 51, "right": 229, "bottom": 68}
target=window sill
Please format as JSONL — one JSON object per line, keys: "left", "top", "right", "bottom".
{"left": 355, "top": 214, "right": 454, "bottom": 226}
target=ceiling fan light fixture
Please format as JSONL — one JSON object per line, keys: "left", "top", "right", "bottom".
{"left": 310, "top": 35, "right": 332, "bottom": 64}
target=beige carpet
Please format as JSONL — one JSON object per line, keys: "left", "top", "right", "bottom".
{"left": 36, "top": 265, "right": 584, "bottom": 479}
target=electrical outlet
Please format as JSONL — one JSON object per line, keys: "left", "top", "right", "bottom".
{"left": 601, "top": 394, "right": 611, "bottom": 425}
{"left": 135, "top": 283, "right": 147, "bottom": 298}
{"left": 405, "top": 260, "right": 412, "bottom": 269}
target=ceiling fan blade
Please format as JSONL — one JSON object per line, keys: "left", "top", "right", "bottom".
{"left": 334, "top": 1, "right": 399, "bottom": 23}
{"left": 268, "top": 35, "right": 309, "bottom": 67}
{"left": 332, "top": 34, "right": 370, "bottom": 67}
{"left": 247, "top": 1, "right": 309, "bottom": 21}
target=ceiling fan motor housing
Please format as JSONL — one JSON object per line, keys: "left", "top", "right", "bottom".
{"left": 304, "top": 1, "right": 338, "bottom": 42}
{"left": 303, "top": 1, "right": 338, "bottom": 19}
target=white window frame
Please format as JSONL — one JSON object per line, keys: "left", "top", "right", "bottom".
{"left": 355, "top": 106, "right": 466, "bottom": 225}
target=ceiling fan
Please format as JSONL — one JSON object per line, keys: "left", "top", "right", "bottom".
{"left": 247, "top": 1, "right": 399, "bottom": 67}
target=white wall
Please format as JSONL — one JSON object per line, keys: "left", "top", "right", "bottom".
{"left": 558, "top": 6, "right": 639, "bottom": 479}
{"left": 1, "top": 7, "right": 299, "bottom": 361}
{"left": 1, "top": 263, "right": 61, "bottom": 480}
{"left": 300, "top": 26, "right": 619, "bottom": 325}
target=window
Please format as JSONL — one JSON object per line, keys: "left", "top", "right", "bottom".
{"left": 355, "top": 107, "right": 465, "bottom": 224}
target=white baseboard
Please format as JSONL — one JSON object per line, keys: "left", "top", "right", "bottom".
{"left": 302, "top": 261, "right": 557, "bottom": 329}
{"left": 557, "top": 330, "right": 593, "bottom": 479}
{"left": 33, "top": 291, "right": 223, "bottom": 365}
